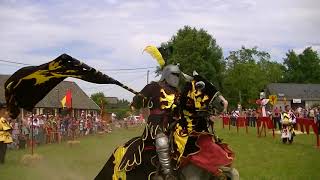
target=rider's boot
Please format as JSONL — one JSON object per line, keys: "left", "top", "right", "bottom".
{"left": 155, "top": 133, "right": 176, "bottom": 180}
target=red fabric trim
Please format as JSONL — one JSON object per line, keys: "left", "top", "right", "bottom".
{"left": 258, "top": 117, "right": 274, "bottom": 129}
{"left": 237, "top": 117, "right": 246, "bottom": 127}
{"left": 144, "top": 145, "right": 155, "bottom": 151}
{"left": 296, "top": 118, "right": 319, "bottom": 139}
{"left": 296, "top": 118, "right": 305, "bottom": 133}
{"left": 223, "top": 116, "right": 230, "bottom": 125}
{"left": 187, "top": 135, "right": 234, "bottom": 175}
{"left": 303, "top": 118, "right": 312, "bottom": 134}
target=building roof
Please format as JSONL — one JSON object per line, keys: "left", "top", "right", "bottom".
{"left": 0, "top": 74, "right": 100, "bottom": 110}
{"left": 266, "top": 83, "right": 320, "bottom": 100}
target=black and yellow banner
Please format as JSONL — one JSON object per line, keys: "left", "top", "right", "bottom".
{"left": 4, "top": 54, "right": 134, "bottom": 119}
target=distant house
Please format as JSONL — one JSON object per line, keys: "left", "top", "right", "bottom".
{"left": 266, "top": 83, "right": 320, "bottom": 109}
{"left": 104, "top": 97, "right": 119, "bottom": 109}
{"left": 0, "top": 74, "right": 100, "bottom": 118}
{"left": 105, "top": 97, "right": 119, "bottom": 104}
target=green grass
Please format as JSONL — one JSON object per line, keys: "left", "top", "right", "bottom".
{"left": 1, "top": 122, "right": 320, "bottom": 180}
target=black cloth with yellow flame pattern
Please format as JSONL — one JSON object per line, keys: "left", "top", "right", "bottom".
{"left": 172, "top": 76, "right": 222, "bottom": 163}
{"left": 177, "top": 76, "right": 218, "bottom": 133}
{"left": 135, "top": 81, "right": 179, "bottom": 139}
{"left": 5, "top": 54, "right": 126, "bottom": 119}
{"left": 106, "top": 81, "right": 179, "bottom": 177}
{"left": 95, "top": 74, "right": 234, "bottom": 179}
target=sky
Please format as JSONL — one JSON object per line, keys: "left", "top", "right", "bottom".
{"left": 0, "top": 0, "right": 319, "bottom": 101}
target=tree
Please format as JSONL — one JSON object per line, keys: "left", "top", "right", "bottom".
{"left": 159, "top": 26, "right": 225, "bottom": 88}
{"left": 283, "top": 47, "right": 320, "bottom": 83}
{"left": 90, "top": 92, "right": 107, "bottom": 109}
{"left": 108, "top": 99, "right": 131, "bottom": 120}
{"left": 226, "top": 46, "right": 270, "bottom": 68}
{"left": 258, "top": 59, "right": 285, "bottom": 83}
{"left": 223, "top": 46, "right": 284, "bottom": 108}
{"left": 113, "top": 108, "right": 130, "bottom": 120}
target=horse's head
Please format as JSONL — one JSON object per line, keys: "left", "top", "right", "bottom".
{"left": 181, "top": 71, "right": 228, "bottom": 116}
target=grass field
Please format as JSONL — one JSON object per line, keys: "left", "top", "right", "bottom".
{"left": 1, "top": 121, "right": 320, "bottom": 180}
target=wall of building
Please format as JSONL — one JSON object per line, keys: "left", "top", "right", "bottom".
{"left": 273, "top": 100, "right": 320, "bottom": 109}
{"left": 305, "top": 100, "right": 320, "bottom": 109}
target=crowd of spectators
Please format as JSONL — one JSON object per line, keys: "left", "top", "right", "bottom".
{"left": 6, "top": 112, "right": 112, "bottom": 150}
{"left": 227, "top": 105, "right": 320, "bottom": 133}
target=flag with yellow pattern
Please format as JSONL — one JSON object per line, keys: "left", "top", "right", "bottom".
{"left": 5, "top": 54, "right": 125, "bottom": 119}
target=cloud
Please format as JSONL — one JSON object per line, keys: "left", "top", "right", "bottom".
{"left": 0, "top": 0, "right": 319, "bottom": 100}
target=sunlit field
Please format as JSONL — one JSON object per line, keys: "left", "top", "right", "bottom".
{"left": 1, "top": 121, "right": 320, "bottom": 180}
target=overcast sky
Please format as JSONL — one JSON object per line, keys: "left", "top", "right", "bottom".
{"left": 0, "top": 0, "right": 319, "bottom": 101}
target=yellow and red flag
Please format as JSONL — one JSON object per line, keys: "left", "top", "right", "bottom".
{"left": 61, "top": 89, "right": 72, "bottom": 108}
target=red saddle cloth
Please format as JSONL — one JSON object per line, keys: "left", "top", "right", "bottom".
{"left": 185, "top": 134, "right": 234, "bottom": 175}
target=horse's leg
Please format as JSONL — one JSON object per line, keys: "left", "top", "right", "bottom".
{"left": 179, "top": 163, "right": 210, "bottom": 180}
{"left": 94, "top": 155, "right": 115, "bottom": 180}
{"left": 179, "top": 164, "right": 240, "bottom": 180}
{"left": 219, "top": 167, "right": 239, "bottom": 180}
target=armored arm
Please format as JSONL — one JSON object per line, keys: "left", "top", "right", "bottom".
{"left": 131, "top": 83, "right": 156, "bottom": 110}
{"left": 131, "top": 94, "right": 148, "bottom": 109}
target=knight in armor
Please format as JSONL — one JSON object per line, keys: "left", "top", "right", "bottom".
{"left": 131, "top": 64, "right": 181, "bottom": 179}
{"left": 280, "top": 105, "right": 296, "bottom": 143}
{"left": 0, "top": 104, "right": 13, "bottom": 164}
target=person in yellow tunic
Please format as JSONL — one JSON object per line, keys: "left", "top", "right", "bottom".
{"left": 0, "top": 105, "right": 13, "bottom": 164}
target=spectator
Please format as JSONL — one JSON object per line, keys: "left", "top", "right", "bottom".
{"left": 45, "top": 121, "right": 52, "bottom": 144}
{"left": 79, "top": 116, "right": 85, "bottom": 136}
{"left": 231, "top": 110, "right": 239, "bottom": 126}
{"left": 315, "top": 109, "right": 320, "bottom": 135}
{"left": 309, "top": 108, "right": 315, "bottom": 119}
{"left": 11, "top": 119, "right": 20, "bottom": 149}
{"left": 70, "top": 117, "right": 78, "bottom": 140}
{"left": 249, "top": 109, "right": 256, "bottom": 127}
{"left": 273, "top": 107, "right": 281, "bottom": 130}
{"left": 19, "top": 120, "right": 29, "bottom": 149}
{"left": 38, "top": 115, "right": 46, "bottom": 145}
{"left": 30, "top": 117, "right": 40, "bottom": 145}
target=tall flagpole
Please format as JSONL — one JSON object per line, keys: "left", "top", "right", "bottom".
{"left": 31, "top": 113, "right": 34, "bottom": 155}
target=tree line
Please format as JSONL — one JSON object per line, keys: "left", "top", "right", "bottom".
{"left": 91, "top": 25, "right": 320, "bottom": 111}
{"left": 160, "top": 26, "right": 320, "bottom": 108}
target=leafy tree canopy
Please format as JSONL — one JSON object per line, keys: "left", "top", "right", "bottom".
{"left": 90, "top": 92, "right": 107, "bottom": 109}
{"left": 159, "top": 26, "right": 225, "bottom": 88}
{"left": 283, "top": 47, "right": 320, "bottom": 83}
{"left": 223, "top": 46, "right": 284, "bottom": 108}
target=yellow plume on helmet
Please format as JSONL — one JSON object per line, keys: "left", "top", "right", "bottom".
{"left": 143, "top": 45, "right": 165, "bottom": 68}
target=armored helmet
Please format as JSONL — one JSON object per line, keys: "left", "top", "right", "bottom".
{"left": 160, "top": 64, "right": 181, "bottom": 88}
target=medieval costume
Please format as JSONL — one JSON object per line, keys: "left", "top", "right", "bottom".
{"left": 131, "top": 64, "right": 181, "bottom": 179}
{"left": 280, "top": 106, "right": 296, "bottom": 143}
{"left": 172, "top": 75, "right": 234, "bottom": 177}
{"left": 0, "top": 107, "right": 13, "bottom": 164}
{"left": 256, "top": 91, "right": 269, "bottom": 117}
{"left": 95, "top": 47, "right": 236, "bottom": 180}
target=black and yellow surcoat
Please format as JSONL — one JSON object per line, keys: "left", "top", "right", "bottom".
{"left": 135, "top": 81, "right": 179, "bottom": 140}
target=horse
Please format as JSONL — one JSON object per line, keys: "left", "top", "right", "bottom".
{"left": 95, "top": 72, "right": 239, "bottom": 180}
